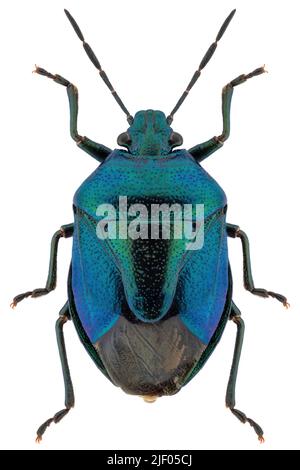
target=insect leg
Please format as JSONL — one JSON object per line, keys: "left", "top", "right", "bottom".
{"left": 36, "top": 301, "right": 75, "bottom": 442}
{"left": 10, "top": 223, "right": 74, "bottom": 308}
{"left": 226, "top": 223, "right": 289, "bottom": 308}
{"left": 189, "top": 66, "right": 266, "bottom": 163}
{"left": 226, "top": 301, "right": 264, "bottom": 442}
{"left": 34, "top": 66, "right": 112, "bottom": 162}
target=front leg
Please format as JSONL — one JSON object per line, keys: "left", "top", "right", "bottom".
{"left": 226, "top": 223, "right": 289, "bottom": 308}
{"left": 34, "top": 66, "right": 112, "bottom": 162}
{"left": 189, "top": 66, "right": 266, "bottom": 162}
{"left": 10, "top": 223, "right": 74, "bottom": 308}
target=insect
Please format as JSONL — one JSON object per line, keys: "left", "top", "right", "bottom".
{"left": 12, "top": 8, "right": 288, "bottom": 442}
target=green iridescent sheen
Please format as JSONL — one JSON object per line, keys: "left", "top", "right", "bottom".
{"left": 124, "top": 110, "right": 175, "bottom": 156}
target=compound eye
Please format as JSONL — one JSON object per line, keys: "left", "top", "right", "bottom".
{"left": 168, "top": 131, "right": 183, "bottom": 147}
{"left": 117, "top": 132, "right": 132, "bottom": 147}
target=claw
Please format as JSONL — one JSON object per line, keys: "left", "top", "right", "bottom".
{"left": 284, "top": 300, "right": 290, "bottom": 309}
{"left": 259, "top": 435, "right": 265, "bottom": 444}
{"left": 10, "top": 301, "right": 16, "bottom": 309}
{"left": 262, "top": 64, "right": 268, "bottom": 74}
{"left": 35, "top": 435, "right": 42, "bottom": 444}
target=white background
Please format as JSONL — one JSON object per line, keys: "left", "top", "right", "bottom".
{"left": 0, "top": 0, "right": 299, "bottom": 451}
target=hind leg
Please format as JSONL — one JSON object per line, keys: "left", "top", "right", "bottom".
{"left": 36, "top": 301, "right": 75, "bottom": 442}
{"left": 225, "top": 301, "right": 264, "bottom": 442}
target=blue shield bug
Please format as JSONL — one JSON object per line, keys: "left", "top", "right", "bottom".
{"left": 11, "top": 9, "right": 288, "bottom": 443}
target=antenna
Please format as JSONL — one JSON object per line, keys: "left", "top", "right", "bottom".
{"left": 167, "top": 9, "right": 236, "bottom": 124}
{"left": 64, "top": 9, "right": 133, "bottom": 124}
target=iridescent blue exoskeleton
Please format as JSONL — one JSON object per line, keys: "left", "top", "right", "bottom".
{"left": 12, "top": 9, "right": 288, "bottom": 442}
